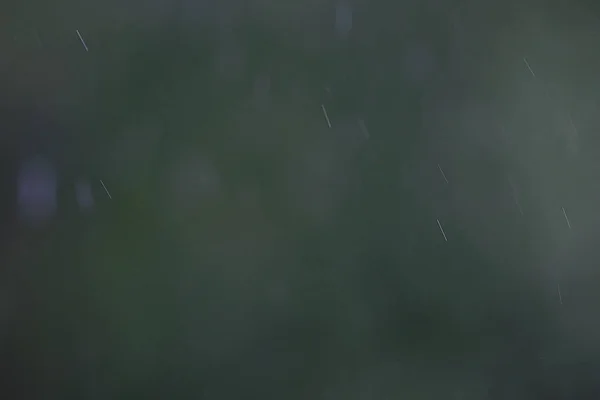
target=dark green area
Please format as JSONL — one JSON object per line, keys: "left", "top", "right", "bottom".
{"left": 2, "top": 1, "right": 600, "bottom": 398}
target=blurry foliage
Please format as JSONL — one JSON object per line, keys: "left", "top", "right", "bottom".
{"left": 2, "top": 0, "right": 600, "bottom": 398}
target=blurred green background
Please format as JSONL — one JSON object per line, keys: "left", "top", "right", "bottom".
{"left": 3, "top": 0, "right": 600, "bottom": 398}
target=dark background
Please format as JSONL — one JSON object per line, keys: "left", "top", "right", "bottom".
{"left": 2, "top": 0, "right": 600, "bottom": 398}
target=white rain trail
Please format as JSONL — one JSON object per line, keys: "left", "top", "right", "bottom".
{"left": 100, "top": 179, "right": 112, "bottom": 200}
{"left": 436, "top": 219, "right": 448, "bottom": 242}
{"left": 562, "top": 207, "right": 571, "bottom": 229}
{"left": 76, "top": 29, "right": 89, "bottom": 52}
{"left": 558, "top": 283, "right": 563, "bottom": 305}
{"left": 437, "top": 164, "right": 449, "bottom": 184}
{"left": 358, "top": 119, "right": 369, "bottom": 139}
{"left": 523, "top": 57, "right": 535, "bottom": 78}
{"left": 321, "top": 104, "right": 332, "bottom": 128}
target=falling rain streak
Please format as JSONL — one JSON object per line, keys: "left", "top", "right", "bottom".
{"left": 558, "top": 283, "right": 563, "bottom": 305}
{"left": 523, "top": 57, "right": 535, "bottom": 77}
{"left": 436, "top": 219, "right": 448, "bottom": 242}
{"left": 321, "top": 104, "right": 332, "bottom": 128}
{"left": 437, "top": 164, "right": 449, "bottom": 184}
{"left": 562, "top": 207, "right": 571, "bottom": 229}
{"left": 76, "top": 29, "right": 89, "bottom": 52}
{"left": 100, "top": 179, "right": 112, "bottom": 200}
{"left": 358, "top": 119, "right": 370, "bottom": 139}
{"left": 7, "top": 9, "right": 597, "bottom": 394}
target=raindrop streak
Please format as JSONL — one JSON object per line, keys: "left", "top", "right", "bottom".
{"left": 76, "top": 29, "right": 89, "bottom": 52}
{"left": 321, "top": 104, "right": 332, "bottom": 128}
{"left": 358, "top": 119, "right": 369, "bottom": 139}
{"left": 523, "top": 57, "right": 535, "bottom": 78}
{"left": 436, "top": 219, "right": 448, "bottom": 242}
{"left": 562, "top": 207, "right": 571, "bottom": 229}
{"left": 100, "top": 180, "right": 112, "bottom": 200}
{"left": 437, "top": 164, "right": 449, "bottom": 184}
{"left": 558, "top": 283, "right": 563, "bottom": 305}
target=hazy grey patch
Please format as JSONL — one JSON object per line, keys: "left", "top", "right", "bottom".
{"left": 287, "top": 145, "right": 346, "bottom": 224}
{"left": 322, "top": 362, "right": 489, "bottom": 399}
{"left": 237, "top": 184, "right": 261, "bottom": 211}
{"left": 109, "top": 122, "right": 162, "bottom": 189}
{"left": 215, "top": 36, "right": 245, "bottom": 82}
{"left": 17, "top": 156, "right": 57, "bottom": 225}
{"left": 253, "top": 73, "right": 271, "bottom": 107}
{"left": 403, "top": 41, "right": 436, "bottom": 86}
{"left": 90, "top": 0, "right": 173, "bottom": 32}
{"left": 0, "top": 285, "right": 16, "bottom": 343}
{"left": 180, "top": 0, "right": 217, "bottom": 27}
{"left": 166, "top": 153, "right": 220, "bottom": 216}
{"left": 460, "top": 101, "right": 508, "bottom": 155}
{"left": 335, "top": 1, "right": 353, "bottom": 38}
{"left": 76, "top": 179, "right": 95, "bottom": 211}
{"left": 562, "top": 113, "right": 580, "bottom": 157}
{"left": 330, "top": 116, "right": 368, "bottom": 157}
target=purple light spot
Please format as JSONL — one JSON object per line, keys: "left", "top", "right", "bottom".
{"left": 18, "top": 157, "right": 57, "bottom": 225}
